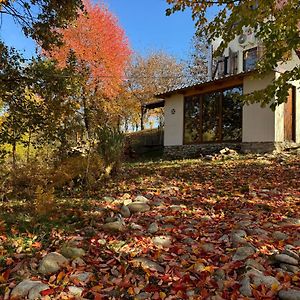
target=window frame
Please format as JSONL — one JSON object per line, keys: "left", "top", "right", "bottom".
{"left": 183, "top": 86, "right": 243, "bottom": 145}
{"left": 243, "top": 47, "right": 258, "bottom": 72}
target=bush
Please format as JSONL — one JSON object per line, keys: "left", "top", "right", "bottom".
{"left": 96, "top": 126, "right": 124, "bottom": 177}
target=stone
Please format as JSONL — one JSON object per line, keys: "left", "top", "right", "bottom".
{"left": 183, "top": 237, "right": 196, "bottom": 245}
{"left": 123, "top": 199, "right": 132, "bottom": 206}
{"left": 127, "top": 202, "right": 150, "bottom": 213}
{"left": 72, "top": 257, "right": 86, "bottom": 268}
{"left": 11, "top": 280, "right": 44, "bottom": 299}
{"left": 200, "top": 215, "right": 212, "bottom": 221}
{"left": 70, "top": 272, "right": 93, "bottom": 283}
{"left": 130, "top": 223, "right": 143, "bottom": 230}
{"left": 231, "top": 230, "right": 247, "bottom": 247}
{"left": 232, "top": 247, "right": 255, "bottom": 261}
{"left": 103, "top": 196, "right": 115, "bottom": 202}
{"left": 278, "top": 289, "right": 300, "bottom": 300}
{"left": 68, "top": 286, "right": 84, "bottom": 297}
{"left": 201, "top": 243, "right": 214, "bottom": 252}
{"left": 219, "top": 234, "right": 230, "bottom": 243}
{"left": 239, "top": 276, "right": 252, "bottom": 297}
{"left": 282, "top": 217, "right": 300, "bottom": 225}
{"left": 272, "top": 231, "right": 289, "bottom": 241}
{"left": 148, "top": 222, "right": 159, "bottom": 234}
{"left": 28, "top": 283, "right": 49, "bottom": 300}
{"left": 102, "top": 221, "right": 126, "bottom": 233}
{"left": 274, "top": 254, "right": 298, "bottom": 266}
{"left": 194, "top": 262, "right": 205, "bottom": 272}
{"left": 38, "top": 252, "right": 68, "bottom": 275}
{"left": 152, "top": 236, "right": 172, "bottom": 248}
{"left": 134, "top": 195, "right": 150, "bottom": 203}
{"left": 252, "top": 275, "right": 280, "bottom": 288}
{"left": 61, "top": 246, "right": 85, "bottom": 259}
{"left": 170, "top": 204, "right": 186, "bottom": 211}
{"left": 283, "top": 249, "right": 300, "bottom": 261}
{"left": 135, "top": 292, "right": 152, "bottom": 300}
{"left": 246, "top": 259, "right": 265, "bottom": 271}
{"left": 120, "top": 205, "right": 131, "bottom": 218}
{"left": 280, "top": 263, "right": 300, "bottom": 274}
{"left": 132, "top": 258, "right": 164, "bottom": 273}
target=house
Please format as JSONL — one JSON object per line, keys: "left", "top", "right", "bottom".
{"left": 149, "top": 28, "right": 300, "bottom": 158}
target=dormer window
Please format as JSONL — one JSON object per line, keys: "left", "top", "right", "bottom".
{"left": 243, "top": 47, "right": 258, "bottom": 71}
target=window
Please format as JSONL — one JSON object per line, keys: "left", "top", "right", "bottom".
{"left": 184, "top": 86, "right": 243, "bottom": 144}
{"left": 243, "top": 47, "right": 258, "bottom": 71}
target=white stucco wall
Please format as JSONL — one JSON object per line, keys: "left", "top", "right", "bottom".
{"left": 164, "top": 94, "right": 184, "bottom": 146}
{"left": 212, "top": 28, "right": 259, "bottom": 74}
{"left": 242, "top": 73, "right": 276, "bottom": 142}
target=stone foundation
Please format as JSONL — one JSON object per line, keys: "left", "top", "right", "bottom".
{"left": 164, "top": 142, "right": 300, "bottom": 159}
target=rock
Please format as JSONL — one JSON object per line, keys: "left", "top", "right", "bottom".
{"left": 278, "top": 289, "right": 300, "bottom": 300}
{"left": 134, "top": 195, "right": 150, "bottom": 203}
{"left": 130, "top": 223, "right": 143, "bottom": 230}
{"left": 183, "top": 237, "right": 196, "bottom": 245}
{"left": 127, "top": 202, "right": 150, "bottom": 213}
{"left": 135, "top": 292, "right": 152, "bottom": 299}
{"left": 102, "top": 221, "right": 126, "bottom": 233}
{"left": 252, "top": 274, "right": 279, "bottom": 288}
{"left": 282, "top": 217, "right": 300, "bottom": 225}
{"left": 152, "top": 236, "right": 172, "bottom": 248}
{"left": 194, "top": 262, "right": 205, "bottom": 272}
{"left": 123, "top": 199, "right": 132, "bottom": 206}
{"left": 68, "top": 286, "right": 84, "bottom": 296}
{"left": 170, "top": 204, "right": 186, "bottom": 211}
{"left": 283, "top": 249, "right": 300, "bottom": 261}
{"left": 71, "top": 257, "right": 86, "bottom": 268}
{"left": 239, "top": 276, "right": 252, "bottom": 297}
{"left": 219, "top": 234, "right": 230, "bottom": 243}
{"left": 280, "top": 263, "right": 300, "bottom": 274}
{"left": 246, "top": 259, "right": 266, "bottom": 271}
{"left": 38, "top": 252, "right": 69, "bottom": 275}
{"left": 132, "top": 258, "right": 164, "bottom": 273}
{"left": 61, "top": 246, "right": 85, "bottom": 259}
{"left": 148, "top": 222, "right": 159, "bottom": 234}
{"left": 200, "top": 215, "right": 212, "bottom": 221}
{"left": 274, "top": 254, "right": 298, "bottom": 266}
{"left": 272, "top": 231, "right": 289, "bottom": 241}
{"left": 231, "top": 230, "right": 247, "bottom": 247}
{"left": 28, "top": 283, "right": 49, "bottom": 300}
{"left": 120, "top": 205, "right": 131, "bottom": 218}
{"left": 11, "top": 280, "right": 44, "bottom": 299}
{"left": 201, "top": 243, "right": 214, "bottom": 252}
{"left": 103, "top": 196, "right": 115, "bottom": 202}
{"left": 70, "top": 272, "right": 93, "bottom": 283}
{"left": 232, "top": 246, "right": 255, "bottom": 261}
{"left": 237, "top": 220, "right": 252, "bottom": 228}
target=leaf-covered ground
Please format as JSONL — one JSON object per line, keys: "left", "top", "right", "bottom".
{"left": 0, "top": 153, "right": 300, "bottom": 299}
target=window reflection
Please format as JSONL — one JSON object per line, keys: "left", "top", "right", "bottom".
{"left": 184, "top": 86, "right": 243, "bottom": 144}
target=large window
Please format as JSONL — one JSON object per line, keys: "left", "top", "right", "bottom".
{"left": 184, "top": 86, "right": 243, "bottom": 144}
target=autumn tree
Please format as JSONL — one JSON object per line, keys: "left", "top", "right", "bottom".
{"left": 166, "top": 0, "right": 300, "bottom": 108}
{"left": 48, "top": 0, "right": 131, "bottom": 137}
{"left": 0, "top": 0, "right": 84, "bottom": 50}
{"left": 126, "top": 52, "right": 186, "bottom": 130}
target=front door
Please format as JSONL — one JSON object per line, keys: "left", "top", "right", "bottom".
{"left": 284, "top": 87, "right": 296, "bottom": 142}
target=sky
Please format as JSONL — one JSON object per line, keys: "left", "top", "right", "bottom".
{"left": 0, "top": 0, "right": 198, "bottom": 61}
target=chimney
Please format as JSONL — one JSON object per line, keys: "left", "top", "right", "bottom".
{"left": 207, "top": 44, "right": 213, "bottom": 81}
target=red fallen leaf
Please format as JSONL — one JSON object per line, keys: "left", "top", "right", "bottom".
{"left": 94, "top": 292, "right": 104, "bottom": 300}
{"left": 32, "top": 241, "right": 42, "bottom": 249}
{"left": 40, "top": 288, "right": 55, "bottom": 296}
{"left": 2, "top": 269, "right": 10, "bottom": 281}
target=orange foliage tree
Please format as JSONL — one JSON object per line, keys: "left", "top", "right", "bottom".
{"left": 47, "top": 0, "right": 131, "bottom": 135}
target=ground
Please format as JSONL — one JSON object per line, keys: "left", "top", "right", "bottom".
{"left": 0, "top": 153, "right": 300, "bottom": 299}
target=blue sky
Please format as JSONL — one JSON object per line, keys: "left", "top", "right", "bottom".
{"left": 0, "top": 0, "right": 198, "bottom": 60}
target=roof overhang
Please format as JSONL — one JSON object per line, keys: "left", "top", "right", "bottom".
{"left": 156, "top": 72, "right": 254, "bottom": 99}
{"left": 143, "top": 99, "right": 165, "bottom": 110}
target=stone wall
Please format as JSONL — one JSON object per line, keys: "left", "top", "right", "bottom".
{"left": 164, "top": 142, "right": 300, "bottom": 159}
